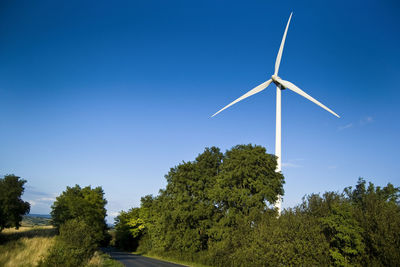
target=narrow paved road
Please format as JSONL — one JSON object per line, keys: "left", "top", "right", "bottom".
{"left": 102, "top": 247, "right": 187, "bottom": 267}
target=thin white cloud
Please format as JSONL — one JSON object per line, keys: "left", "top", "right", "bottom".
{"left": 38, "top": 197, "right": 56, "bottom": 202}
{"left": 360, "top": 116, "right": 374, "bottom": 125}
{"left": 26, "top": 197, "right": 55, "bottom": 209}
{"left": 338, "top": 123, "right": 353, "bottom": 131}
{"left": 282, "top": 162, "right": 302, "bottom": 168}
{"left": 338, "top": 116, "right": 374, "bottom": 131}
{"left": 338, "top": 116, "right": 375, "bottom": 131}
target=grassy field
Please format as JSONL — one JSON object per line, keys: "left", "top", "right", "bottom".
{"left": 0, "top": 226, "right": 123, "bottom": 267}
{"left": 21, "top": 215, "right": 52, "bottom": 227}
{"left": 0, "top": 226, "right": 56, "bottom": 267}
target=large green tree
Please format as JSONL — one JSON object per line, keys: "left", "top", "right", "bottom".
{"left": 0, "top": 174, "right": 30, "bottom": 231}
{"left": 115, "top": 144, "right": 285, "bottom": 266}
{"left": 150, "top": 147, "right": 223, "bottom": 253}
{"left": 51, "top": 185, "right": 108, "bottom": 244}
{"left": 208, "top": 145, "right": 284, "bottom": 260}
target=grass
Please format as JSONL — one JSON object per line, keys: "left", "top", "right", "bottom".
{"left": 86, "top": 251, "right": 124, "bottom": 267}
{"left": 21, "top": 215, "right": 52, "bottom": 227}
{"left": 0, "top": 226, "right": 123, "bottom": 267}
{"left": 132, "top": 251, "right": 211, "bottom": 267}
{"left": 0, "top": 226, "right": 56, "bottom": 267}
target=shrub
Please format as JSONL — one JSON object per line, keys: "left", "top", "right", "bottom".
{"left": 230, "top": 210, "right": 330, "bottom": 267}
{"left": 39, "top": 219, "right": 98, "bottom": 267}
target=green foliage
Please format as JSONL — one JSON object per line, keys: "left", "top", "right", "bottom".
{"left": 139, "top": 147, "right": 224, "bottom": 255}
{"left": 114, "top": 208, "right": 146, "bottom": 251}
{"left": 0, "top": 174, "right": 30, "bottom": 232}
{"left": 300, "top": 180, "right": 400, "bottom": 267}
{"left": 213, "top": 144, "right": 284, "bottom": 209}
{"left": 114, "top": 145, "right": 400, "bottom": 267}
{"left": 345, "top": 178, "right": 400, "bottom": 266}
{"left": 320, "top": 202, "right": 364, "bottom": 266}
{"left": 39, "top": 219, "right": 98, "bottom": 267}
{"left": 209, "top": 144, "right": 284, "bottom": 258}
{"left": 237, "top": 209, "right": 330, "bottom": 266}
{"left": 115, "top": 145, "right": 285, "bottom": 266}
{"left": 51, "top": 184, "right": 109, "bottom": 245}
{"left": 127, "top": 217, "right": 146, "bottom": 238}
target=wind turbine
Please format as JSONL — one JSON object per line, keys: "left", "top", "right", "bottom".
{"left": 211, "top": 13, "right": 340, "bottom": 216}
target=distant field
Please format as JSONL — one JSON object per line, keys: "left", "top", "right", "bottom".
{"left": 0, "top": 226, "right": 56, "bottom": 267}
{"left": 22, "top": 214, "right": 52, "bottom": 227}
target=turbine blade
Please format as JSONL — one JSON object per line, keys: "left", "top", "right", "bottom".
{"left": 211, "top": 79, "right": 272, "bottom": 117}
{"left": 274, "top": 12, "right": 293, "bottom": 76}
{"left": 276, "top": 78, "right": 340, "bottom": 118}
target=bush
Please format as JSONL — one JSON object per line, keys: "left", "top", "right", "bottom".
{"left": 39, "top": 219, "right": 98, "bottom": 267}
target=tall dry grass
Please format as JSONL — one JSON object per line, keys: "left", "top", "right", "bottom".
{"left": 0, "top": 226, "right": 56, "bottom": 267}
{"left": 86, "top": 251, "right": 124, "bottom": 267}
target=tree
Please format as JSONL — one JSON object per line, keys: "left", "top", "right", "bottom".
{"left": 149, "top": 147, "right": 223, "bottom": 254}
{"left": 114, "top": 207, "right": 147, "bottom": 251}
{"left": 208, "top": 144, "right": 284, "bottom": 262}
{"left": 345, "top": 178, "right": 400, "bottom": 266}
{"left": 50, "top": 185, "right": 108, "bottom": 244}
{"left": 0, "top": 174, "right": 30, "bottom": 232}
{"left": 115, "top": 144, "right": 285, "bottom": 266}
{"left": 320, "top": 202, "right": 365, "bottom": 266}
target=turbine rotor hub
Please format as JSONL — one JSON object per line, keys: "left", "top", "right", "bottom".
{"left": 271, "top": 75, "right": 285, "bottom": 89}
{"left": 271, "top": 74, "right": 280, "bottom": 82}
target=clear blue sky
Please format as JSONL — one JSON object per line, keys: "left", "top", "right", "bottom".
{"left": 1, "top": 0, "right": 399, "bottom": 221}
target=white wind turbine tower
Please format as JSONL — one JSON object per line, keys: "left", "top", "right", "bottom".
{"left": 211, "top": 13, "right": 340, "bottom": 216}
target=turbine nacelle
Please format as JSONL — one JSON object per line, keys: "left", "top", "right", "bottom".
{"left": 271, "top": 75, "right": 285, "bottom": 89}
{"left": 271, "top": 74, "right": 280, "bottom": 82}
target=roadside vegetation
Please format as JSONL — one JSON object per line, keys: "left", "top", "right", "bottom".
{"left": 1, "top": 144, "right": 399, "bottom": 266}
{"left": 0, "top": 225, "right": 121, "bottom": 267}
{"left": 0, "top": 174, "right": 121, "bottom": 267}
{"left": 114, "top": 145, "right": 400, "bottom": 267}
{"left": 39, "top": 185, "right": 114, "bottom": 267}
{"left": 86, "top": 251, "right": 123, "bottom": 267}
{"left": 0, "top": 226, "right": 56, "bottom": 267}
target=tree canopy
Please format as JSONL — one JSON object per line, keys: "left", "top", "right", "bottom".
{"left": 0, "top": 174, "right": 30, "bottom": 231}
{"left": 115, "top": 144, "right": 286, "bottom": 265}
{"left": 50, "top": 185, "right": 108, "bottom": 244}
{"left": 114, "top": 145, "right": 400, "bottom": 267}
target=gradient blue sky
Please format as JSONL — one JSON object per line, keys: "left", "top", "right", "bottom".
{"left": 1, "top": 0, "right": 399, "bottom": 221}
